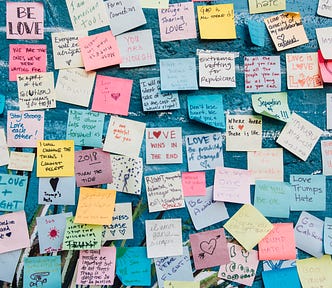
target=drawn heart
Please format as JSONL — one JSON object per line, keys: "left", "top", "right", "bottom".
{"left": 119, "top": 229, "right": 126, "bottom": 235}
{"left": 200, "top": 239, "right": 217, "bottom": 255}
{"left": 50, "top": 177, "right": 59, "bottom": 192}
{"left": 153, "top": 131, "right": 161, "bottom": 139}
{"left": 298, "top": 78, "right": 306, "bottom": 87}
{"left": 111, "top": 93, "right": 121, "bottom": 101}
{"left": 66, "top": 59, "right": 72, "bottom": 66}
{"left": 5, "top": 232, "right": 11, "bottom": 238}
{"left": 238, "top": 124, "right": 244, "bottom": 130}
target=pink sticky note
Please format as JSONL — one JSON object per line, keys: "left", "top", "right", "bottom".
{"left": 6, "top": 2, "right": 44, "bottom": 40}
{"left": 9, "top": 44, "right": 47, "bottom": 81}
{"left": 75, "top": 148, "right": 113, "bottom": 187}
{"left": 79, "top": 31, "right": 121, "bottom": 71}
{"left": 189, "top": 228, "right": 230, "bottom": 270}
{"left": 182, "top": 172, "right": 206, "bottom": 196}
{"left": 318, "top": 50, "right": 332, "bottom": 83}
{"left": 92, "top": 75, "right": 133, "bottom": 116}
{"left": 0, "top": 210, "right": 30, "bottom": 254}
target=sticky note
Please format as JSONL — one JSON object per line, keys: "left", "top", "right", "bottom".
{"left": 182, "top": 172, "right": 206, "bottom": 197}
{"left": 316, "top": 27, "right": 332, "bottom": 59}
{"left": 248, "top": 0, "right": 286, "bottom": 14}
{"left": 8, "top": 151, "right": 35, "bottom": 171}
{"left": 140, "top": 0, "right": 169, "bottom": 8}
{"left": 247, "top": 19, "right": 267, "bottom": 47}
{"left": 317, "top": 0, "right": 332, "bottom": 18}
{"left": 262, "top": 267, "right": 301, "bottom": 288}
{"left": 224, "top": 204, "right": 273, "bottom": 251}
{"left": 318, "top": 50, "right": 332, "bottom": 83}
{"left": 327, "top": 94, "right": 332, "bottom": 130}
{"left": 0, "top": 129, "right": 9, "bottom": 166}
{"left": 0, "top": 94, "right": 4, "bottom": 115}
{"left": 0, "top": 249, "right": 21, "bottom": 283}
{"left": 324, "top": 217, "right": 332, "bottom": 254}
{"left": 164, "top": 281, "right": 200, "bottom": 288}
{"left": 75, "top": 187, "right": 116, "bottom": 225}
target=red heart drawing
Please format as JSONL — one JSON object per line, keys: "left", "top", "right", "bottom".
{"left": 238, "top": 124, "right": 244, "bottom": 130}
{"left": 111, "top": 93, "right": 121, "bottom": 101}
{"left": 153, "top": 131, "right": 161, "bottom": 139}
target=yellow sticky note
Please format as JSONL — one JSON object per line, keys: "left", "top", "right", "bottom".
{"left": 164, "top": 281, "right": 200, "bottom": 288}
{"left": 197, "top": 4, "right": 236, "bottom": 39}
{"left": 224, "top": 204, "right": 273, "bottom": 251}
{"left": 37, "top": 140, "right": 74, "bottom": 177}
{"left": 75, "top": 187, "right": 116, "bottom": 225}
{"left": 140, "top": 0, "right": 169, "bottom": 9}
{"left": 297, "top": 255, "right": 332, "bottom": 288}
{"left": 248, "top": 0, "right": 286, "bottom": 14}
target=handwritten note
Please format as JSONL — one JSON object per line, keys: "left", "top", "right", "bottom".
{"left": 6, "top": 2, "right": 44, "bottom": 40}
{"left": 117, "top": 30, "right": 156, "bottom": 68}
{"left": 164, "top": 281, "right": 199, "bottom": 288}
{"left": 324, "top": 217, "right": 332, "bottom": 254}
{"left": 327, "top": 94, "right": 332, "bottom": 129}
{"left": 322, "top": 140, "right": 332, "bottom": 175}
{"left": 0, "top": 129, "right": 9, "bottom": 166}
{"left": 276, "top": 113, "right": 323, "bottom": 161}
{"left": 56, "top": 68, "right": 96, "bottom": 107}
{"left": 79, "top": 31, "right": 121, "bottom": 71}
{"left": 146, "top": 127, "right": 182, "bottom": 164}
{"left": 140, "top": 77, "right": 180, "bottom": 111}
{"left": 197, "top": 4, "right": 236, "bottom": 39}
{"left": 92, "top": 75, "right": 133, "bottom": 116}
{"left": 7, "top": 110, "right": 44, "bottom": 148}
{"left": 224, "top": 204, "right": 273, "bottom": 251}
{"left": 9, "top": 44, "right": 46, "bottom": 81}
{"left": 248, "top": 19, "right": 267, "bottom": 47}
{"left": 316, "top": 27, "right": 332, "bottom": 59}
{"left": 77, "top": 247, "right": 116, "bottom": 285}
{"left": 182, "top": 172, "right": 206, "bottom": 197}
{"left": 294, "top": 211, "right": 324, "bottom": 258}
{"left": 160, "top": 58, "right": 198, "bottom": 91}
{"left": 0, "top": 250, "right": 21, "bottom": 283}
{"left": 145, "top": 171, "right": 184, "bottom": 212}
{"left": 262, "top": 267, "right": 301, "bottom": 288}
{"left": 226, "top": 115, "right": 262, "bottom": 151}
{"left": 8, "top": 151, "right": 35, "bottom": 172}
{"left": 185, "top": 132, "right": 223, "bottom": 171}
{"left": 317, "top": 0, "right": 332, "bottom": 18}
{"left": 248, "top": 0, "right": 286, "bottom": 14}
{"left": 318, "top": 50, "right": 332, "bottom": 83}
{"left": 158, "top": 2, "right": 196, "bottom": 42}
{"left": 104, "top": 116, "right": 146, "bottom": 157}
{"left": 62, "top": 216, "right": 102, "bottom": 250}
{"left": 244, "top": 56, "right": 281, "bottom": 92}
{"left": 198, "top": 51, "right": 236, "bottom": 87}
{"left": 75, "top": 187, "right": 116, "bottom": 225}
{"left": 17, "top": 72, "right": 56, "bottom": 111}
{"left": 146, "top": 218, "right": 182, "bottom": 258}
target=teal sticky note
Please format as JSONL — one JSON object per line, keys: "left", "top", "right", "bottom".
{"left": 0, "top": 94, "right": 4, "bottom": 114}
{"left": 324, "top": 217, "right": 332, "bottom": 254}
{"left": 248, "top": 20, "right": 267, "bottom": 47}
{"left": 187, "top": 94, "right": 225, "bottom": 129}
{"left": 262, "top": 267, "right": 301, "bottom": 288}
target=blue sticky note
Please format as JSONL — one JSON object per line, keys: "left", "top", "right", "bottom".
{"left": 248, "top": 20, "right": 267, "bottom": 47}
{"left": 187, "top": 95, "right": 225, "bottom": 129}
{"left": 116, "top": 247, "right": 151, "bottom": 286}
{"left": 0, "top": 94, "right": 5, "bottom": 114}
{"left": 160, "top": 58, "right": 198, "bottom": 91}
{"left": 262, "top": 267, "right": 301, "bottom": 288}
{"left": 324, "top": 217, "right": 332, "bottom": 254}
{"left": 24, "top": 256, "right": 61, "bottom": 288}
{"left": 0, "top": 249, "right": 21, "bottom": 283}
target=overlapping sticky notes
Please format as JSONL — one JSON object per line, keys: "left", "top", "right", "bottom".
{"left": 247, "top": 20, "right": 267, "bottom": 47}
{"left": 8, "top": 151, "right": 35, "bottom": 171}
{"left": 277, "top": 113, "right": 323, "bottom": 161}
{"left": 102, "top": 203, "right": 133, "bottom": 241}
{"left": 218, "top": 243, "right": 259, "bottom": 286}
{"left": 158, "top": 2, "right": 196, "bottom": 42}
{"left": 76, "top": 247, "right": 116, "bottom": 285}
{"left": 258, "top": 223, "right": 296, "bottom": 260}
{"left": 254, "top": 180, "right": 291, "bottom": 218}
{"left": 116, "top": 247, "right": 151, "bottom": 286}
{"left": 66, "top": 108, "right": 104, "bottom": 148}
{"left": 294, "top": 211, "right": 324, "bottom": 258}
{"left": 146, "top": 127, "right": 182, "bottom": 164}
{"left": 104, "top": 116, "right": 146, "bottom": 157}
{"left": 9, "top": 44, "right": 47, "bottom": 81}
{"left": 56, "top": 68, "right": 96, "bottom": 107}
{"left": 317, "top": 0, "right": 332, "bottom": 18}
{"left": 0, "top": 210, "right": 30, "bottom": 253}
{"left": 0, "top": 173, "right": 27, "bottom": 212}
{"left": 286, "top": 52, "right": 323, "bottom": 89}
{"left": 316, "top": 27, "right": 332, "bottom": 59}
{"left": 154, "top": 247, "right": 194, "bottom": 288}
{"left": 17, "top": 72, "right": 56, "bottom": 110}
{"left": 0, "top": 250, "right": 21, "bottom": 283}
{"left": 264, "top": 12, "right": 308, "bottom": 51}
{"left": 248, "top": 0, "right": 286, "bottom": 14}
{"left": 79, "top": 31, "right": 121, "bottom": 71}
{"left": 245, "top": 56, "right": 281, "bottom": 93}
{"left": 226, "top": 115, "right": 262, "bottom": 151}
{"left": 140, "top": 77, "right": 180, "bottom": 112}
{"left": 324, "top": 217, "right": 332, "bottom": 254}
{"left": 262, "top": 267, "right": 301, "bottom": 288}
{"left": 224, "top": 204, "right": 273, "bottom": 251}
{"left": 65, "top": 0, "right": 109, "bottom": 31}
{"left": 297, "top": 255, "right": 332, "bottom": 288}
{"left": 116, "top": 29, "right": 156, "bottom": 68}
{"left": 37, "top": 140, "right": 75, "bottom": 177}
{"left": 198, "top": 51, "right": 236, "bottom": 87}
{"left": 107, "top": 155, "right": 143, "bottom": 195}
{"left": 318, "top": 50, "right": 332, "bottom": 83}
{"left": 182, "top": 172, "right": 206, "bottom": 197}
{"left": 190, "top": 228, "right": 229, "bottom": 269}
{"left": 185, "top": 132, "right": 223, "bottom": 171}
{"left": 197, "top": 4, "right": 236, "bottom": 39}
{"left": 327, "top": 94, "right": 332, "bottom": 129}
{"left": 164, "top": 281, "right": 200, "bottom": 288}
{"left": 36, "top": 212, "right": 72, "bottom": 253}
{"left": 62, "top": 216, "right": 102, "bottom": 250}
{"left": 187, "top": 94, "right": 225, "bottom": 129}
{"left": 146, "top": 218, "right": 182, "bottom": 258}
{"left": 145, "top": 171, "right": 184, "bottom": 212}
{"left": 160, "top": 58, "right": 198, "bottom": 91}
{"left": 214, "top": 167, "right": 251, "bottom": 204}
{"left": 75, "top": 148, "right": 113, "bottom": 187}
{"left": 38, "top": 176, "right": 76, "bottom": 205}
{"left": 252, "top": 93, "right": 290, "bottom": 122}
{"left": 75, "top": 187, "right": 116, "bottom": 225}
{"left": 290, "top": 174, "right": 326, "bottom": 211}
{"left": 24, "top": 256, "right": 61, "bottom": 288}
{"left": 6, "top": 2, "right": 44, "bottom": 40}
{"left": 0, "top": 129, "right": 9, "bottom": 166}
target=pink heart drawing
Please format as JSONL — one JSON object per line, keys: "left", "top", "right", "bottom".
{"left": 111, "top": 93, "right": 121, "bottom": 101}
{"left": 238, "top": 124, "right": 244, "bottom": 130}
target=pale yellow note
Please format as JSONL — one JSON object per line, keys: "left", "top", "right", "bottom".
{"left": 248, "top": 0, "right": 286, "bottom": 14}
{"left": 140, "top": 0, "right": 169, "bottom": 9}
{"left": 164, "top": 281, "right": 200, "bottom": 288}
{"left": 8, "top": 151, "right": 35, "bottom": 171}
